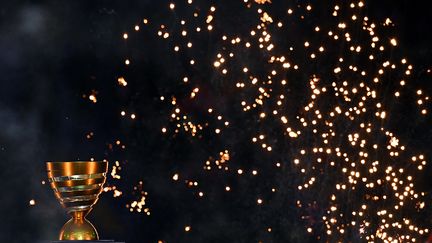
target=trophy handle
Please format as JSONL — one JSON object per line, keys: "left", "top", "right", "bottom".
{"left": 59, "top": 210, "right": 99, "bottom": 240}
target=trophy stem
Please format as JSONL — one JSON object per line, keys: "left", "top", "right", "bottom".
{"left": 71, "top": 210, "right": 89, "bottom": 222}
{"left": 59, "top": 210, "right": 99, "bottom": 240}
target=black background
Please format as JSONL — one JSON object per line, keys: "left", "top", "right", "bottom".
{"left": 0, "top": 0, "right": 431, "bottom": 242}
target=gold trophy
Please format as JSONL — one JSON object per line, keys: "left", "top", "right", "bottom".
{"left": 47, "top": 161, "right": 108, "bottom": 241}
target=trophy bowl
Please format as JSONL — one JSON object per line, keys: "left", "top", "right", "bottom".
{"left": 47, "top": 161, "right": 108, "bottom": 240}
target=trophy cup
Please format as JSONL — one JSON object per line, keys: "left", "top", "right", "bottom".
{"left": 47, "top": 161, "right": 108, "bottom": 241}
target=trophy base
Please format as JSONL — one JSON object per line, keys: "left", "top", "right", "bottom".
{"left": 51, "top": 241, "right": 125, "bottom": 243}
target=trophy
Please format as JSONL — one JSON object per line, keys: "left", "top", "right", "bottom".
{"left": 47, "top": 161, "right": 108, "bottom": 241}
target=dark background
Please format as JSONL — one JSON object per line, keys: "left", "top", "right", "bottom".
{"left": 0, "top": 0, "right": 431, "bottom": 242}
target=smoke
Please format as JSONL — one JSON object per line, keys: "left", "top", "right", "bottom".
{"left": 17, "top": 6, "right": 46, "bottom": 35}
{"left": 0, "top": 4, "right": 68, "bottom": 242}
{"left": 0, "top": 101, "right": 63, "bottom": 242}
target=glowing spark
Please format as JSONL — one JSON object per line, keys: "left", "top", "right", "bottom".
{"left": 117, "top": 77, "right": 127, "bottom": 86}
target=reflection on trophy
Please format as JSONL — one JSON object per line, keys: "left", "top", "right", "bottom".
{"left": 47, "top": 161, "right": 108, "bottom": 241}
